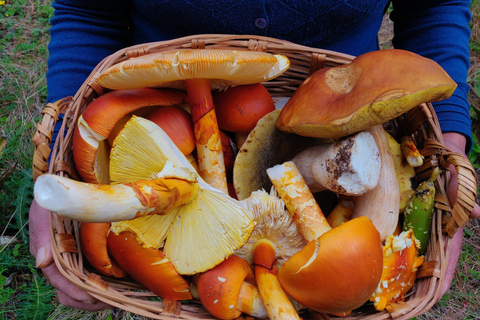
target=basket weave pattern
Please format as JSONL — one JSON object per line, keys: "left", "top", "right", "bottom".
{"left": 32, "top": 34, "right": 477, "bottom": 320}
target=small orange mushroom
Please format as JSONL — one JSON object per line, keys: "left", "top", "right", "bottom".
{"left": 197, "top": 255, "right": 267, "bottom": 320}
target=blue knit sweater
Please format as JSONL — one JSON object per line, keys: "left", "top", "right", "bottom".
{"left": 47, "top": 0, "right": 473, "bottom": 151}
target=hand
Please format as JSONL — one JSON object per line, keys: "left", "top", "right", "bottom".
{"left": 439, "top": 132, "right": 480, "bottom": 297}
{"left": 29, "top": 200, "right": 112, "bottom": 311}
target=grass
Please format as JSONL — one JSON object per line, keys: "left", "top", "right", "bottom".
{"left": 0, "top": 1, "right": 479, "bottom": 319}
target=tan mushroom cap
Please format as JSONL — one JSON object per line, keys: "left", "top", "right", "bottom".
{"left": 97, "top": 49, "right": 290, "bottom": 91}
{"left": 233, "top": 109, "right": 329, "bottom": 200}
{"left": 276, "top": 49, "right": 457, "bottom": 139}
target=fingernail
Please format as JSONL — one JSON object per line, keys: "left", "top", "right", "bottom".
{"left": 36, "top": 246, "right": 47, "bottom": 268}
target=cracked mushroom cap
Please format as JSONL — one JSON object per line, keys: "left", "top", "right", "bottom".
{"left": 97, "top": 49, "right": 290, "bottom": 91}
{"left": 276, "top": 49, "right": 457, "bottom": 139}
{"left": 109, "top": 115, "right": 255, "bottom": 275}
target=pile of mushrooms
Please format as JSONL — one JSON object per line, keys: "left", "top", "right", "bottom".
{"left": 34, "top": 48, "right": 459, "bottom": 318}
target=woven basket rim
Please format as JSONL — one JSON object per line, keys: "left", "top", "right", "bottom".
{"left": 32, "top": 34, "right": 477, "bottom": 320}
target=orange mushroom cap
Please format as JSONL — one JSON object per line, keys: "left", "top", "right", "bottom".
{"left": 80, "top": 222, "right": 127, "bottom": 278}
{"left": 278, "top": 216, "right": 383, "bottom": 314}
{"left": 107, "top": 230, "right": 192, "bottom": 301}
{"left": 197, "top": 255, "right": 255, "bottom": 320}
{"left": 72, "top": 88, "right": 187, "bottom": 184}
{"left": 213, "top": 83, "right": 275, "bottom": 134}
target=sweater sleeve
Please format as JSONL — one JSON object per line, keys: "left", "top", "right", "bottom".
{"left": 47, "top": 0, "right": 132, "bottom": 103}
{"left": 390, "top": 0, "right": 473, "bottom": 153}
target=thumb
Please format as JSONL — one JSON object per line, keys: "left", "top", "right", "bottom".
{"left": 29, "top": 199, "right": 54, "bottom": 268}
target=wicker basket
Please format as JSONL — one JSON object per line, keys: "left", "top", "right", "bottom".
{"left": 32, "top": 34, "right": 477, "bottom": 320}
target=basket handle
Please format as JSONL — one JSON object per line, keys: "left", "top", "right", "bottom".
{"left": 32, "top": 97, "right": 72, "bottom": 181}
{"left": 422, "top": 139, "right": 477, "bottom": 237}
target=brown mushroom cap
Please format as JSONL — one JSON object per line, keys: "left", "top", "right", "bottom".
{"left": 97, "top": 49, "right": 290, "bottom": 91}
{"left": 276, "top": 49, "right": 457, "bottom": 139}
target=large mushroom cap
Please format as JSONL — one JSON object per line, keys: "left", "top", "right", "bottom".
{"left": 110, "top": 116, "right": 255, "bottom": 275}
{"left": 276, "top": 49, "right": 457, "bottom": 139}
{"left": 97, "top": 49, "right": 290, "bottom": 91}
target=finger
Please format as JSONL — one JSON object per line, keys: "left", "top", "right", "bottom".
{"left": 29, "top": 200, "right": 54, "bottom": 268}
{"left": 42, "top": 262, "right": 102, "bottom": 306}
{"left": 440, "top": 226, "right": 464, "bottom": 297}
{"left": 56, "top": 290, "right": 112, "bottom": 311}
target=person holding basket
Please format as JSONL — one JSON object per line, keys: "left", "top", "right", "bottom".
{"left": 30, "top": 0, "right": 480, "bottom": 312}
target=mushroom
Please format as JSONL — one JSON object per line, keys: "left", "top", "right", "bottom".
{"left": 79, "top": 222, "right": 127, "bottom": 278}
{"left": 233, "top": 109, "right": 329, "bottom": 200}
{"left": 275, "top": 49, "right": 457, "bottom": 139}
{"left": 326, "top": 200, "right": 354, "bottom": 228}
{"left": 72, "top": 88, "right": 187, "bottom": 184}
{"left": 106, "top": 228, "right": 192, "bottom": 302}
{"left": 369, "top": 229, "right": 424, "bottom": 311}
{"left": 351, "top": 125, "right": 400, "bottom": 241}
{"left": 234, "top": 189, "right": 307, "bottom": 320}
{"left": 35, "top": 116, "right": 255, "bottom": 275}
{"left": 97, "top": 49, "right": 289, "bottom": 193}
{"left": 401, "top": 135, "right": 424, "bottom": 167}
{"left": 197, "top": 255, "right": 267, "bottom": 320}
{"left": 265, "top": 161, "right": 383, "bottom": 315}
{"left": 213, "top": 83, "right": 276, "bottom": 148}
{"left": 277, "top": 216, "right": 383, "bottom": 315}
{"left": 291, "top": 130, "right": 381, "bottom": 195}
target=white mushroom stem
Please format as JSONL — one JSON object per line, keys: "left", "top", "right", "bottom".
{"left": 291, "top": 131, "right": 381, "bottom": 195}
{"left": 34, "top": 173, "right": 199, "bottom": 222}
{"left": 237, "top": 282, "right": 268, "bottom": 319}
{"left": 351, "top": 125, "right": 400, "bottom": 241}
{"left": 267, "top": 161, "right": 331, "bottom": 242}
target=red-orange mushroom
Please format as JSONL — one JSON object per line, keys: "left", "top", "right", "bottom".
{"left": 72, "top": 88, "right": 187, "bottom": 184}
{"left": 277, "top": 216, "right": 383, "bottom": 315}
{"left": 145, "top": 105, "right": 196, "bottom": 156}
{"left": 197, "top": 255, "right": 267, "bottom": 319}
{"left": 80, "top": 222, "right": 127, "bottom": 278}
{"left": 107, "top": 230, "right": 192, "bottom": 302}
{"left": 214, "top": 83, "right": 275, "bottom": 134}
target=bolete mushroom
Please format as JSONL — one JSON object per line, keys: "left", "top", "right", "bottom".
{"left": 233, "top": 109, "right": 329, "bottom": 200}
{"left": 291, "top": 130, "right": 381, "bottom": 195}
{"left": 351, "top": 125, "right": 400, "bottom": 241}
{"left": 275, "top": 49, "right": 457, "bottom": 139}
{"left": 72, "top": 88, "right": 187, "bottom": 184}
{"left": 97, "top": 49, "right": 289, "bottom": 193}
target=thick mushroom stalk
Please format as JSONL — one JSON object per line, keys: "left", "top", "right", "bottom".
{"left": 185, "top": 78, "right": 228, "bottom": 192}
{"left": 267, "top": 161, "right": 331, "bottom": 241}
{"left": 98, "top": 49, "right": 290, "bottom": 192}
{"left": 34, "top": 166, "right": 199, "bottom": 222}
{"left": 291, "top": 131, "right": 381, "bottom": 195}
{"left": 351, "top": 125, "right": 400, "bottom": 241}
